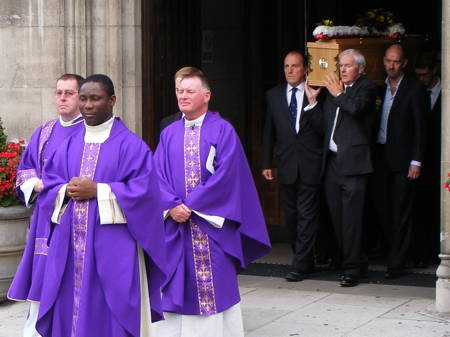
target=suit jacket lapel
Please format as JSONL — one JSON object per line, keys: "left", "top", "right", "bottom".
{"left": 335, "top": 80, "right": 358, "bottom": 129}
{"left": 298, "top": 93, "right": 310, "bottom": 132}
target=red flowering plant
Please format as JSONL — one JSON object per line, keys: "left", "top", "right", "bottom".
{"left": 0, "top": 118, "right": 25, "bottom": 207}
{"left": 444, "top": 173, "right": 450, "bottom": 192}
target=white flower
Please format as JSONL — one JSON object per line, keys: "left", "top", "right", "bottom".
{"left": 386, "top": 23, "right": 405, "bottom": 35}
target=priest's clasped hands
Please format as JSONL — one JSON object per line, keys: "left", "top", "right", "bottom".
{"left": 169, "top": 204, "right": 192, "bottom": 223}
{"left": 66, "top": 177, "right": 97, "bottom": 201}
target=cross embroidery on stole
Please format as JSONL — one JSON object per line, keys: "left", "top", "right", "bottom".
{"left": 71, "top": 143, "right": 101, "bottom": 337}
{"left": 183, "top": 125, "right": 217, "bottom": 315}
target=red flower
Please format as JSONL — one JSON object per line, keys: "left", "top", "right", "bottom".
{"left": 445, "top": 175, "right": 450, "bottom": 192}
{"left": 0, "top": 140, "right": 25, "bottom": 206}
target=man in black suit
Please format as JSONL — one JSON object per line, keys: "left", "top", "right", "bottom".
{"left": 373, "top": 44, "right": 428, "bottom": 278}
{"left": 307, "top": 49, "right": 377, "bottom": 287}
{"left": 160, "top": 111, "right": 182, "bottom": 133}
{"left": 262, "top": 51, "right": 324, "bottom": 281}
{"left": 412, "top": 51, "right": 441, "bottom": 267}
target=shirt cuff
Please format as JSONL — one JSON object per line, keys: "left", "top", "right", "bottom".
{"left": 410, "top": 160, "right": 421, "bottom": 167}
{"left": 97, "top": 183, "right": 127, "bottom": 224}
{"left": 20, "top": 178, "right": 41, "bottom": 207}
{"left": 193, "top": 210, "right": 224, "bottom": 228}
{"left": 51, "top": 184, "right": 68, "bottom": 224}
{"left": 304, "top": 102, "right": 317, "bottom": 111}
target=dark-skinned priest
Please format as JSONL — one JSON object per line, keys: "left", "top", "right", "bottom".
{"left": 34, "top": 74, "right": 166, "bottom": 337}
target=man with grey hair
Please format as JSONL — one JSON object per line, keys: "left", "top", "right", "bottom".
{"left": 306, "top": 48, "right": 377, "bottom": 287}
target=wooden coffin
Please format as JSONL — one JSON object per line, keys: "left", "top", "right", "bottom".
{"left": 307, "top": 38, "right": 396, "bottom": 86}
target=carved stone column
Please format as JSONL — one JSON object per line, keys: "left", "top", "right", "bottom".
{"left": 86, "top": 0, "right": 142, "bottom": 135}
{"left": 64, "top": 0, "right": 88, "bottom": 76}
{"left": 1, "top": 0, "right": 142, "bottom": 140}
{"left": 0, "top": 0, "right": 66, "bottom": 140}
{"left": 437, "top": 0, "right": 450, "bottom": 313}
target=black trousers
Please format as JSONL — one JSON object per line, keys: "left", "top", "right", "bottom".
{"left": 324, "top": 153, "right": 367, "bottom": 276}
{"left": 372, "top": 145, "right": 415, "bottom": 270}
{"left": 280, "top": 178, "right": 320, "bottom": 273}
{"left": 411, "top": 162, "right": 440, "bottom": 265}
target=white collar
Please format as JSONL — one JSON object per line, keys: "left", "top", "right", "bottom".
{"left": 59, "top": 114, "right": 82, "bottom": 127}
{"left": 385, "top": 74, "right": 404, "bottom": 89}
{"left": 184, "top": 112, "right": 206, "bottom": 128}
{"left": 430, "top": 77, "right": 441, "bottom": 94}
{"left": 84, "top": 116, "right": 115, "bottom": 143}
{"left": 287, "top": 82, "right": 305, "bottom": 92}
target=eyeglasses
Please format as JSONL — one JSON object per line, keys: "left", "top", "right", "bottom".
{"left": 55, "top": 90, "right": 78, "bottom": 97}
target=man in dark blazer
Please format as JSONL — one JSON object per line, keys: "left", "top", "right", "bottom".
{"left": 372, "top": 44, "right": 428, "bottom": 278}
{"left": 262, "top": 51, "right": 324, "bottom": 281}
{"left": 411, "top": 51, "right": 441, "bottom": 267}
{"left": 160, "top": 111, "right": 182, "bottom": 134}
{"left": 307, "top": 49, "right": 377, "bottom": 287}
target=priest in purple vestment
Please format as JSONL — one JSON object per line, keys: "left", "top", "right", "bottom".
{"left": 8, "top": 74, "right": 85, "bottom": 336}
{"left": 33, "top": 74, "right": 166, "bottom": 337}
{"left": 153, "top": 67, "right": 271, "bottom": 336}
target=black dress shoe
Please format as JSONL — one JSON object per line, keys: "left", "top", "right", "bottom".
{"left": 285, "top": 271, "right": 305, "bottom": 282}
{"left": 384, "top": 269, "right": 404, "bottom": 279}
{"left": 340, "top": 275, "right": 359, "bottom": 287}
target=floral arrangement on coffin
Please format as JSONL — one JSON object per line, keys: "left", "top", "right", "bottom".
{"left": 0, "top": 118, "right": 25, "bottom": 207}
{"left": 313, "top": 9, "right": 405, "bottom": 40}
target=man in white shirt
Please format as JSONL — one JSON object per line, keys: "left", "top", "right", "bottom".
{"left": 262, "top": 51, "right": 324, "bottom": 282}
{"left": 372, "top": 44, "right": 428, "bottom": 279}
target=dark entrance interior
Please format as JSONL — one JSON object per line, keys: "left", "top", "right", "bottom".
{"left": 141, "top": 0, "right": 442, "bottom": 246}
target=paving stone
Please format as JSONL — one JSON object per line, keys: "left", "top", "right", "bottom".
{"left": 0, "top": 300, "right": 28, "bottom": 337}
{"left": 241, "top": 287, "right": 329, "bottom": 311}
{"left": 345, "top": 317, "right": 450, "bottom": 337}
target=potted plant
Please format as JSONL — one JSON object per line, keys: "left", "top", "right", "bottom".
{"left": 0, "top": 117, "right": 30, "bottom": 302}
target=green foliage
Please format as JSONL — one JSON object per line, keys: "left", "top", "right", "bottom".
{"left": 0, "top": 118, "right": 7, "bottom": 150}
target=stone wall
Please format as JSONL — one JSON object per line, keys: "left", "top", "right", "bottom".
{"left": 0, "top": 0, "right": 142, "bottom": 141}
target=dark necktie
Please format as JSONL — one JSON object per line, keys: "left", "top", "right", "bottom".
{"left": 427, "top": 89, "right": 432, "bottom": 108}
{"left": 289, "top": 87, "right": 298, "bottom": 130}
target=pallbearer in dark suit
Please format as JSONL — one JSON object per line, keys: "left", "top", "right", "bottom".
{"left": 262, "top": 51, "right": 324, "bottom": 281}
{"left": 373, "top": 44, "right": 428, "bottom": 278}
{"left": 307, "top": 49, "right": 377, "bottom": 287}
{"left": 412, "top": 51, "right": 442, "bottom": 268}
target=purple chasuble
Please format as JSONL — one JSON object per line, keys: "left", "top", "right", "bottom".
{"left": 34, "top": 118, "right": 166, "bottom": 337}
{"left": 155, "top": 111, "right": 271, "bottom": 315}
{"left": 8, "top": 117, "right": 84, "bottom": 302}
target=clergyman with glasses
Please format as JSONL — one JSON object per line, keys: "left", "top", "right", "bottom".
{"left": 8, "top": 73, "right": 85, "bottom": 337}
